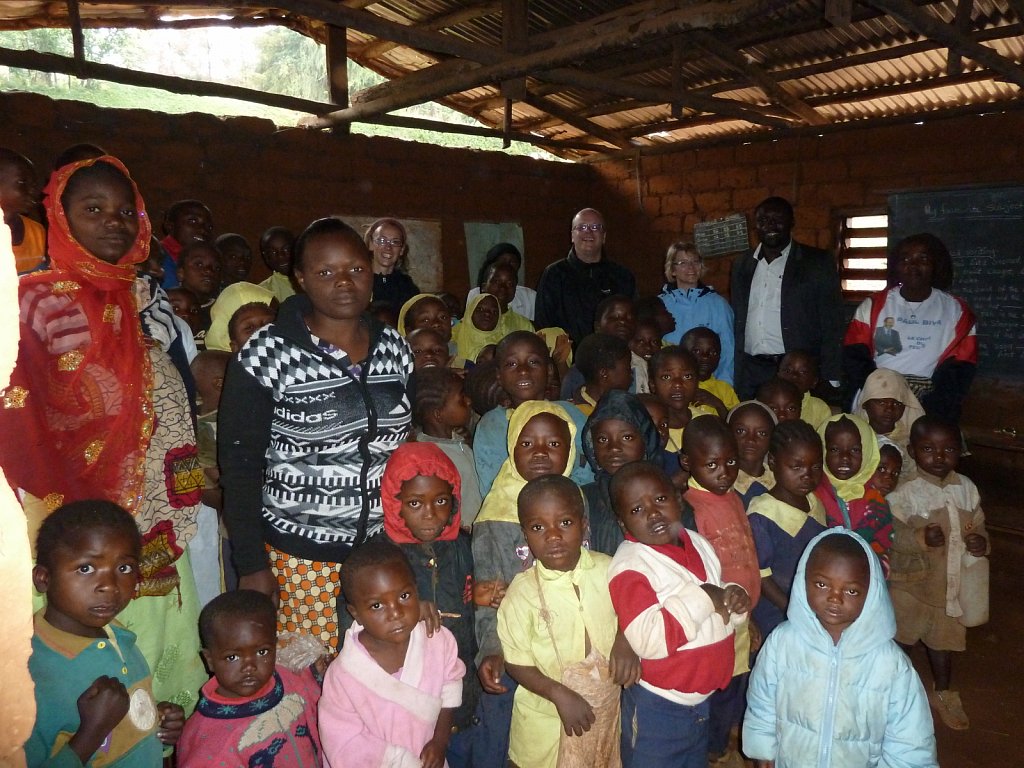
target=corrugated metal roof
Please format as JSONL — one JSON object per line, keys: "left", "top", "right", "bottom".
{"left": 1, "top": 0, "right": 1022, "bottom": 159}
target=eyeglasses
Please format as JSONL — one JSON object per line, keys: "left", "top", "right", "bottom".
{"left": 672, "top": 259, "right": 701, "bottom": 268}
{"left": 374, "top": 237, "right": 405, "bottom": 248}
{"left": 572, "top": 223, "right": 605, "bottom": 233}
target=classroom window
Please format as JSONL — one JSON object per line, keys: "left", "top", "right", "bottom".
{"left": 837, "top": 212, "right": 889, "bottom": 303}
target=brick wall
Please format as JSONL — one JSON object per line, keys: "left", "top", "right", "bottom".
{"left": 0, "top": 91, "right": 592, "bottom": 298}
{"left": 589, "top": 111, "right": 1024, "bottom": 298}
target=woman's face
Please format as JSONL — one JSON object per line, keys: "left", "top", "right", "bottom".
{"left": 482, "top": 264, "right": 517, "bottom": 312}
{"left": 294, "top": 232, "right": 373, "bottom": 322}
{"left": 370, "top": 222, "right": 405, "bottom": 274}
{"left": 668, "top": 250, "right": 702, "bottom": 290}
{"left": 896, "top": 243, "right": 935, "bottom": 294}
{"left": 64, "top": 173, "right": 139, "bottom": 264}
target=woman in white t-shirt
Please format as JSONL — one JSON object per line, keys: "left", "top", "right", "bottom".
{"left": 843, "top": 233, "right": 977, "bottom": 423}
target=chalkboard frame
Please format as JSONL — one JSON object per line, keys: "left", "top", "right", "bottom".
{"left": 888, "top": 185, "right": 1024, "bottom": 380}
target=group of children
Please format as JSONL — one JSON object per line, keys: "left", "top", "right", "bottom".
{"left": 6, "top": 146, "right": 987, "bottom": 767}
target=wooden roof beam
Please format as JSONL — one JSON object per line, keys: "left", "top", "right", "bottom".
{"left": 519, "top": 93, "right": 633, "bottom": 149}
{"left": 304, "top": 0, "right": 796, "bottom": 129}
{"left": 359, "top": 2, "right": 501, "bottom": 61}
{"left": 689, "top": 29, "right": 828, "bottom": 125}
{"left": 1008, "top": 0, "right": 1024, "bottom": 23}
{"left": 866, "top": 0, "right": 1024, "bottom": 88}
{"left": 946, "top": 0, "right": 975, "bottom": 75}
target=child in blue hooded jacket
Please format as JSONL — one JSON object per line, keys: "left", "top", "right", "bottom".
{"left": 743, "top": 528, "right": 937, "bottom": 768}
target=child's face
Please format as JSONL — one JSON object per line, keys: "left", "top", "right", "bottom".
{"left": 613, "top": 471, "right": 683, "bottom": 546}
{"left": 730, "top": 406, "right": 773, "bottom": 470}
{"left": 0, "top": 159, "right": 37, "bottom": 217}
{"left": 202, "top": 616, "right": 277, "bottom": 699}
{"left": 684, "top": 435, "right": 739, "bottom": 495}
{"left": 498, "top": 339, "right": 548, "bottom": 405}
{"left": 262, "top": 231, "right": 293, "bottom": 274}
{"left": 482, "top": 264, "right": 517, "bottom": 312}
{"left": 346, "top": 561, "right": 420, "bottom": 648}
{"left": 170, "top": 204, "right": 213, "bottom": 245}
{"left": 867, "top": 449, "right": 902, "bottom": 496}
{"left": 643, "top": 401, "right": 670, "bottom": 447}
{"left": 592, "top": 417, "right": 645, "bottom": 474}
{"left": 909, "top": 425, "right": 960, "bottom": 479}
{"left": 472, "top": 295, "right": 500, "bottom": 332}
{"left": 769, "top": 442, "right": 824, "bottom": 502}
{"left": 230, "top": 304, "right": 276, "bottom": 352}
{"left": 408, "top": 298, "right": 452, "bottom": 342}
{"left": 220, "top": 242, "right": 252, "bottom": 285}
{"left": 294, "top": 233, "right": 373, "bottom": 322}
{"left": 761, "top": 390, "right": 801, "bottom": 423}
{"left": 805, "top": 548, "right": 870, "bottom": 644}
{"left": 824, "top": 421, "right": 863, "bottom": 481}
{"left": 520, "top": 493, "right": 584, "bottom": 572}
{"left": 407, "top": 329, "right": 450, "bottom": 369}
{"left": 630, "top": 322, "right": 661, "bottom": 362}
{"left": 596, "top": 300, "right": 636, "bottom": 341}
{"left": 168, "top": 290, "right": 201, "bottom": 333}
{"left": 397, "top": 475, "right": 455, "bottom": 542}
{"left": 514, "top": 413, "right": 571, "bottom": 481}
{"left": 178, "top": 246, "right": 222, "bottom": 300}
{"left": 545, "top": 361, "right": 561, "bottom": 402}
{"left": 683, "top": 333, "right": 721, "bottom": 381}
{"left": 437, "top": 381, "right": 472, "bottom": 431}
{"left": 862, "top": 397, "right": 905, "bottom": 436}
{"left": 652, "top": 354, "right": 698, "bottom": 412}
{"left": 33, "top": 527, "right": 139, "bottom": 639}
{"left": 65, "top": 172, "right": 138, "bottom": 265}
{"left": 603, "top": 355, "right": 633, "bottom": 393}
{"left": 778, "top": 354, "right": 817, "bottom": 394}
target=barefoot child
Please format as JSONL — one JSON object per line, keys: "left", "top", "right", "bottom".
{"left": 377, "top": 442, "right": 480, "bottom": 761}
{"left": 28, "top": 501, "right": 185, "bottom": 766}
{"left": 609, "top": 461, "right": 750, "bottom": 768}
{"left": 744, "top": 529, "right": 937, "bottom": 767}
{"left": 320, "top": 541, "right": 465, "bottom": 767}
{"left": 499, "top": 475, "right": 640, "bottom": 768}
{"left": 179, "top": 590, "right": 323, "bottom": 766}
{"left": 887, "top": 415, "right": 989, "bottom": 731}
{"left": 728, "top": 401, "right": 777, "bottom": 507}
{"left": 747, "top": 421, "right": 828, "bottom": 637}
{"left": 680, "top": 416, "right": 762, "bottom": 765}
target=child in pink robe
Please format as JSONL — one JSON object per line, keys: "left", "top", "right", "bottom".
{"left": 319, "top": 541, "right": 465, "bottom": 768}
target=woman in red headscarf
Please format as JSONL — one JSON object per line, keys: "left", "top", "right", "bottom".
{"left": 0, "top": 156, "right": 207, "bottom": 711}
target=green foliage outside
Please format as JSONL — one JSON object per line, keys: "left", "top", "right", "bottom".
{"left": 0, "top": 25, "right": 555, "bottom": 159}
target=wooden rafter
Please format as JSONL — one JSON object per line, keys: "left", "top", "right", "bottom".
{"left": 358, "top": 2, "right": 501, "bottom": 61}
{"left": 946, "top": 0, "right": 975, "bottom": 75}
{"left": 867, "top": 0, "right": 1024, "bottom": 88}
{"left": 302, "top": 0, "right": 795, "bottom": 129}
{"left": 689, "top": 30, "right": 827, "bottom": 125}
{"left": 519, "top": 93, "right": 632, "bottom": 149}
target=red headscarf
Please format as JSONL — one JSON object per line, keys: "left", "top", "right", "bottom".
{"left": 1, "top": 156, "right": 155, "bottom": 514}
{"left": 381, "top": 442, "right": 463, "bottom": 544}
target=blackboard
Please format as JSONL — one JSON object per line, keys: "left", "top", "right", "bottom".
{"left": 888, "top": 187, "right": 1024, "bottom": 378}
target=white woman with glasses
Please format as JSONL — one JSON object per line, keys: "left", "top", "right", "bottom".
{"left": 659, "top": 241, "right": 736, "bottom": 384}
{"left": 365, "top": 217, "right": 420, "bottom": 311}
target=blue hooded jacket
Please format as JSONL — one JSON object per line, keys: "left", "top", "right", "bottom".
{"left": 743, "top": 528, "right": 937, "bottom": 767}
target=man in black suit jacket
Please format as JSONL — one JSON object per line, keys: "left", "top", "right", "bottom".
{"left": 730, "top": 196, "right": 844, "bottom": 399}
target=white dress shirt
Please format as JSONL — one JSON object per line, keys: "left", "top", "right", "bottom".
{"left": 744, "top": 241, "right": 792, "bottom": 356}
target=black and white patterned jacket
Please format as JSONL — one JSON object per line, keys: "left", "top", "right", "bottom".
{"left": 219, "top": 294, "right": 413, "bottom": 574}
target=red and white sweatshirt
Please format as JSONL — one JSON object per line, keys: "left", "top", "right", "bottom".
{"left": 608, "top": 529, "right": 743, "bottom": 705}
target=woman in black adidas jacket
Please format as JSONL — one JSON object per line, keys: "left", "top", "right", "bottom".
{"left": 219, "top": 217, "right": 414, "bottom": 650}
